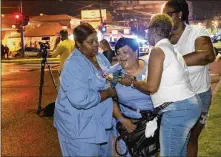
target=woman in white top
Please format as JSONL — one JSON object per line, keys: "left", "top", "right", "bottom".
{"left": 162, "top": 1, "right": 215, "bottom": 156}
{"left": 118, "top": 14, "right": 201, "bottom": 156}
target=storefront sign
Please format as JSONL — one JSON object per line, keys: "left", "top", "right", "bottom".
{"left": 81, "top": 9, "right": 107, "bottom": 21}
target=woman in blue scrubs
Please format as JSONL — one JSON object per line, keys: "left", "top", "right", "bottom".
{"left": 53, "top": 23, "right": 117, "bottom": 157}
{"left": 111, "top": 38, "right": 154, "bottom": 156}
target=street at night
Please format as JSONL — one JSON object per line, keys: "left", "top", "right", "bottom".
{"left": 1, "top": 62, "right": 61, "bottom": 156}
{"left": 2, "top": 0, "right": 221, "bottom": 156}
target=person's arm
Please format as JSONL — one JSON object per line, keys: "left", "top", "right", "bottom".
{"left": 61, "top": 58, "right": 116, "bottom": 110}
{"left": 183, "top": 36, "right": 215, "bottom": 66}
{"left": 113, "top": 101, "right": 136, "bottom": 132}
{"left": 52, "top": 37, "right": 61, "bottom": 51}
{"left": 119, "top": 47, "right": 164, "bottom": 94}
{"left": 99, "top": 87, "right": 117, "bottom": 102}
{"left": 50, "top": 44, "right": 64, "bottom": 58}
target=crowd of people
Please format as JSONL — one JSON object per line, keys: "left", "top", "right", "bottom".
{"left": 52, "top": 0, "right": 216, "bottom": 156}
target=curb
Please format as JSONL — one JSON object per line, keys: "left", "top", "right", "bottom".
{"left": 1, "top": 58, "right": 59, "bottom": 64}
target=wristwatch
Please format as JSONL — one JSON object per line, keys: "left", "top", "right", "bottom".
{"left": 130, "top": 77, "right": 136, "bottom": 88}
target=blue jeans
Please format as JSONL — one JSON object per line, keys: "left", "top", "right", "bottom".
{"left": 198, "top": 89, "right": 212, "bottom": 114}
{"left": 159, "top": 96, "right": 201, "bottom": 157}
{"left": 57, "top": 130, "right": 112, "bottom": 157}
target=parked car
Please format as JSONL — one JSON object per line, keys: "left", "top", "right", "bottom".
{"left": 138, "top": 40, "right": 151, "bottom": 57}
{"left": 11, "top": 47, "right": 40, "bottom": 58}
{"left": 212, "top": 33, "right": 221, "bottom": 55}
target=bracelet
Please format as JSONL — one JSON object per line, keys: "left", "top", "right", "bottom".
{"left": 130, "top": 79, "right": 134, "bottom": 88}
{"left": 130, "top": 77, "right": 136, "bottom": 88}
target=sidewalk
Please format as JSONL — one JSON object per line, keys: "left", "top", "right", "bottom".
{"left": 1, "top": 57, "right": 60, "bottom": 64}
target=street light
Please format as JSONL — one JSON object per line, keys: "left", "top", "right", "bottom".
{"left": 98, "top": 23, "right": 107, "bottom": 34}
{"left": 15, "top": 14, "right": 20, "bottom": 19}
{"left": 14, "top": 13, "right": 22, "bottom": 20}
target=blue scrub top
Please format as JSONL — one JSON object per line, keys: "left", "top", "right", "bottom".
{"left": 115, "top": 60, "right": 154, "bottom": 119}
{"left": 54, "top": 48, "right": 113, "bottom": 144}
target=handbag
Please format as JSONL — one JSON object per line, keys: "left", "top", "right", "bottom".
{"left": 115, "top": 101, "right": 172, "bottom": 157}
{"left": 115, "top": 112, "right": 160, "bottom": 157}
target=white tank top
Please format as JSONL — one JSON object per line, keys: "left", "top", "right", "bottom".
{"left": 174, "top": 24, "right": 211, "bottom": 94}
{"left": 150, "top": 39, "right": 195, "bottom": 108}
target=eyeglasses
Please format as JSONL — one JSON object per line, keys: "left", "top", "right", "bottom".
{"left": 166, "top": 10, "right": 180, "bottom": 17}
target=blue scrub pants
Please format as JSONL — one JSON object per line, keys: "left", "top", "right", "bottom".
{"left": 57, "top": 130, "right": 112, "bottom": 157}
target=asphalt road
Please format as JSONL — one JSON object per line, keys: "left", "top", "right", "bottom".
{"left": 1, "top": 63, "right": 61, "bottom": 156}
{"left": 1, "top": 57, "right": 221, "bottom": 156}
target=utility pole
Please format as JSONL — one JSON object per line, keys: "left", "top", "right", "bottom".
{"left": 20, "top": 0, "right": 25, "bottom": 58}
{"left": 98, "top": 0, "right": 103, "bottom": 23}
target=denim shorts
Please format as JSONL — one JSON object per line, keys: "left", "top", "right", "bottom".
{"left": 198, "top": 89, "right": 212, "bottom": 114}
{"left": 159, "top": 95, "right": 201, "bottom": 157}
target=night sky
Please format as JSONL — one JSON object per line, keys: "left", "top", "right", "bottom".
{"left": 2, "top": 0, "right": 221, "bottom": 20}
{"left": 1, "top": 0, "right": 111, "bottom": 17}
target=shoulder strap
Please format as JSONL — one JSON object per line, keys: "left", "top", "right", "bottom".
{"left": 115, "top": 99, "right": 172, "bottom": 116}
{"left": 114, "top": 99, "right": 137, "bottom": 112}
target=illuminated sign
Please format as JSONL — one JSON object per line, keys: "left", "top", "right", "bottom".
{"left": 124, "top": 29, "right": 130, "bottom": 34}
{"left": 81, "top": 9, "right": 107, "bottom": 21}
{"left": 112, "top": 30, "right": 118, "bottom": 35}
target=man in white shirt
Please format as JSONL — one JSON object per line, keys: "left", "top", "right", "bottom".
{"left": 163, "top": 1, "right": 215, "bottom": 157}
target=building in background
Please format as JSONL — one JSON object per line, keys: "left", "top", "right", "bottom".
{"left": 1, "top": 14, "right": 81, "bottom": 52}
{"left": 30, "top": 14, "right": 81, "bottom": 29}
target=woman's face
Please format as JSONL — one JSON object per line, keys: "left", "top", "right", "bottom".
{"left": 79, "top": 32, "right": 99, "bottom": 57}
{"left": 116, "top": 45, "right": 137, "bottom": 70}
{"left": 99, "top": 42, "right": 105, "bottom": 50}
{"left": 147, "top": 27, "right": 155, "bottom": 46}
{"left": 162, "top": 5, "right": 181, "bottom": 30}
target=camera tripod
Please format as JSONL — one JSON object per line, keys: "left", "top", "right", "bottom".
{"left": 37, "top": 46, "right": 57, "bottom": 115}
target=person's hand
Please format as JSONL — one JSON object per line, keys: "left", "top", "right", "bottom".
{"left": 107, "top": 87, "right": 117, "bottom": 97}
{"left": 55, "top": 37, "right": 61, "bottom": 44}
{"left": 53, "top": 37, "right": 61, "bottom": 48}
{"left": 118, "top": 74, "right": 134, "bottom": 86}
{"left": 120, "top": 117, "right": 136, "bottom": 133}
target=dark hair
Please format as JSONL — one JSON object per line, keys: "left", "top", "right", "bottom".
{"left": 100, "top": 39, "right": 112, "bottom": 51}
{"left": 60, "top": 29, "right": 68, "bottom": 38}
{"left": 149, "top": 14, "right": 173, "bottom": 38}
{"left": 165, "top": 0, "right": 189, "bottom": 24}
{"left": 115, "top": 38, "right": 139, "bottom": 53}
{"left": 73, "top": 23, "right": 96, "bottom": 44}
